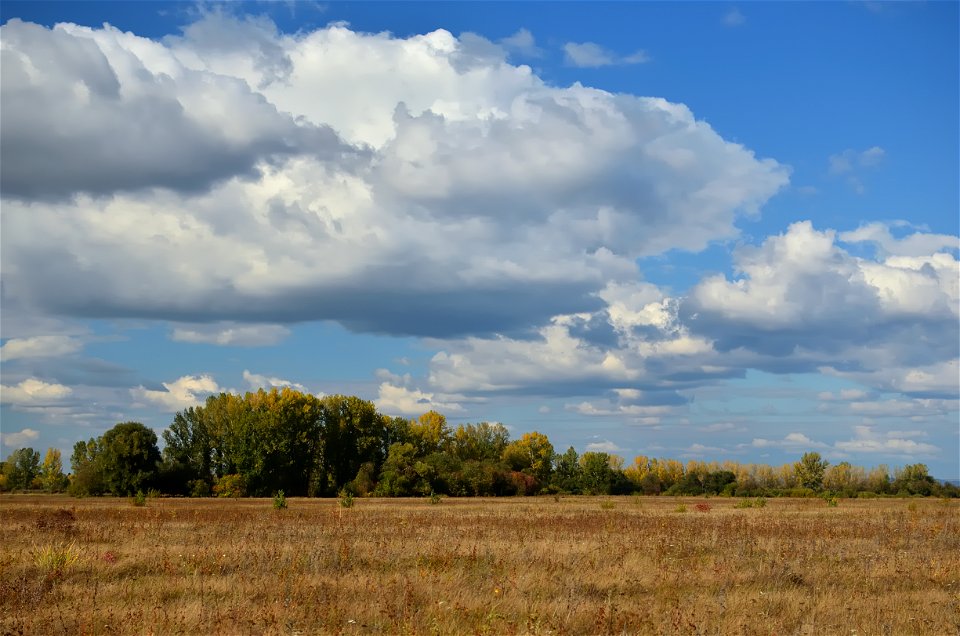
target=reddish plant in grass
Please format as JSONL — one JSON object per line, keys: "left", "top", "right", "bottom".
{"left": 695, "top": 503, "right": 711, "bottom": 513}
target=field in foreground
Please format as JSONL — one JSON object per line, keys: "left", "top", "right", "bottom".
{"left": 1, "top": 495, "right": 958, "bottom": 635}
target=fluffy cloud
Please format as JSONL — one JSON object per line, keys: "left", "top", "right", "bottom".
{"left": 130, "top": 374, "right": 219, "bottom": 412}
{"left": 242, "top": 369, "right": 306, "bottom": 392}
{"left": 834, "top": 425, "right": 939, "bottom": 456}
{"left": 171, "top": 323, "right": 291, "bottom": 346}
{"left": 839, "top": 222, "right": 959, "bottom": 258}
{"left": 585, "top": 439, "right": 626, "bottom": 453}
{"left": 1, "top": 427, "right": 40, "bottom": 448}
{"left": 751, "top": 432, "right": 827, "bottom": 449}
{"left": 425, "top": 221, "right": 957, "bottom": 408}
{"left": 0, "top": 15, "right": 787, "bottom": 338}
{"left": 0, "top": 378, "right": 73, "bottom": 405}
{"left": 563, "top": 42, "right": 650, "bottom": 67}
{"left": 0, "top": 335, "right": 83, "bottom": 361}
{"left": 684, "top": 221, "right": 958, "bottom": 359}
{"left": 375, "top": 382, "right": 463, "bottom": 417}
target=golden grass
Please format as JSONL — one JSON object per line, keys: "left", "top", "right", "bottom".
{"left": 2, "top": 495, "right": 958, "bottom": 635}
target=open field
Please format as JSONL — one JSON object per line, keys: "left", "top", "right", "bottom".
{"left": 1, "top": 495, "right": 958, "bottom": 635}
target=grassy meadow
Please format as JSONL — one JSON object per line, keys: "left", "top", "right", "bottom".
{"left": 1, "top": 494, "right": 958, "bottom": 635}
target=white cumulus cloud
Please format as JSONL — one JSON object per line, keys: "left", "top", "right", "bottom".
{"left": 130, "top": 374, "right": 220, "bottom": 412}
{"left": 242, "top": 369, "right": 306, "bottom": 392}
{"left": 0, "top": 335, "right": 82, "bottom": 361}
{"left": 0, "top": 378, "right": 73, "bottom": 405}
{"left": 1, "top": 427, "right": 40, "bottom": 447}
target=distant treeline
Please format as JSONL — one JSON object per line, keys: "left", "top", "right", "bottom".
{"left": 1, "top": 388, "right": 956, "bottom": 498}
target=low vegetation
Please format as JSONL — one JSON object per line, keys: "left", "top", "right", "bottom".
{"left": 2, "top": 495, "right": 957, "bottom": 634}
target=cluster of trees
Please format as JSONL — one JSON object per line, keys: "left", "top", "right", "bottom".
{"left": 2, "top": 388, "right": 956, "bottom": 499}
{"left": 0, "top": 447, "right": 69, "bottom": 492}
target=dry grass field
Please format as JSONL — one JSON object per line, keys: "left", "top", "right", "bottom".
{"left": 1, "top": 495, "right": 958, "bottom": 635}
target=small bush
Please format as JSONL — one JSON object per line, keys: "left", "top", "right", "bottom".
{"left": 735, "top": 497, "right": 767, "bottom": 509}
{"left": 147, "top": 488, "right": 162, "bottom": 499}
{"left": 826, "top": 496, "right": 839, "bottom": 507}
{"left": 674, "top": 504, "right": 687, "bottom": 513}
{"left": 695, "top": 502, "right": 711, "bottom": 513}
{"left": 33, "top": 541, "right": 81, "bottom": 576}
{"left": 429, "top": 491, "right": 442, "bottom": 505}
{"left": 599, "top": 500, "right": 615, "bottom": 510}
{"left": 213, "top": 474, "right": 246, "bottom": 498}
{"left": 132, "top": 490, "right": 147, "bottom": 507}
{"left": 339, "top": 489, "right": 355, "bottom": 509}
{"left": 273, "top": 490, "right": 287, "bottom": 510}
{"left": 189, "top": 479, "right": 211, "bottom": 498}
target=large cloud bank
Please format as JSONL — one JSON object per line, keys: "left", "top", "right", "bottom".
{"left": 1, "top": 14, "right": 787, "bottom": 337}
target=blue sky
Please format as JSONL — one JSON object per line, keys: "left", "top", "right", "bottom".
{"left": 1, "top": 1, "right": 958, "bottom": 478}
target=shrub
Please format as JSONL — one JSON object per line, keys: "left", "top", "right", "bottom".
{"left": 33, "top": 541, "right": 81, "bottom": 577}
{"left": 131, "top": 490, "right": 147, "bottom": 507}
{"left": 339, "top": 489, "right": 355, "bottom": 509}
{"left": 674, "top": 504, "right": 687, "bottom": 513}
{"left": 429, "top": 490, "right": 443, "bottom": 505}
{"left": 695, "top": 502, "right": 711, "bottom": 513}
{"left": 273, "top": 490, "right": 287, "bottom": 510}
{"left": 599, "top": 500, "right": 615, "bottom": 510}
{"left": 189, "top": 479, "right": 211, "bottom": 498}
{"left": 213, "top": 474, "right": 247, "bottom": 498}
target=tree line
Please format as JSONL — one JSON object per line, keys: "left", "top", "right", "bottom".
{"left": 1, "top": 388, "right": 956, "bottom": 498}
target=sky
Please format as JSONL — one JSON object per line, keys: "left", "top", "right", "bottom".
{"left": 1, "top": 1, "right": 958, "bottom": 478}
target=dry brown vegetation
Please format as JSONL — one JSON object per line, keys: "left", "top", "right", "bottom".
{"left": 2, "top": 495, "right": 958, "bottom": 635}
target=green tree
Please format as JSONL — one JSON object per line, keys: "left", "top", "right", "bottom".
{"left": 552, "top": 446, "right": 582, "bottom": 493}
{"left": 69, "top": 438, "right": 106, "bottom": 496}
{"left": 39, "top": 448, "right": 69, "bottom": 492}
{"left": 99, "top": 422, "right": 161, "bottom": 495}
{"left": 407, "top": 410, "right": 451, "bottom": 456}
{"left": 162, "top": 405, "right": 212, "bottom": 492}
{"left": 449, "top": 422, "right": 510, "bottom": 462}
{"left": 579, "top": 452, "right": 616, "bottom": 495}
{"left": 3, "top": 447, "right": 41, "bottom": 490}
{"left": 893, "top": 463, "right": 937, "bottom": 496}
{"left": 794, "top": 452, "right": 828, "bottom": 491}
{"left": 502, "top": 431, "right": 554, "bottom": 486}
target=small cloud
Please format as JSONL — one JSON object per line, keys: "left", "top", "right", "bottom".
{"left": 685, "top": 443, "right": 727, "bottom": 454}
{"left": 0, "top": 378, "right": 73, "bottom": 405}
{"left": 130, "top": 374, "right": 220, "bottom": 412}
{"left": 500, "top": 28, "right": 542, "bottom": 58}
{"left": 751, "top": 432, "right": 827, "bottom": 449}
{"left": 2, "top": 428, "right": 40, "bottom": 448}
{"left": 0, "top": 335, "right": 83, "bottom": 361}
{"left": 723, "top": 8, "right": 746, "bottom": 27}
{"left": 585, "top": 439, "right": 625, "bottom": 453}
{"left": 859, "top": 146, "right": 885, "bottom": 167}
{"left": 375, "top": 382, "right": 463, "bottom": 416}
{"left": 170, "top": 323, "right": 291, "bottom": 347}
{"left": 242, "top": 370, "right": 306, "bottom": 392}
{"left": 698, "top": 422, "right": 746, "bottom": 433}
{"left": 537, "top": 405, "right": 551, "bottom": 414}
{"left": 828, "top": 147, "right": 885, "bottom": 193}
{"left": 563, "top": 41, "right": 650, "bottom": 68}
{"left": 834, "top": 426, "right": 938, "bottom": 455}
